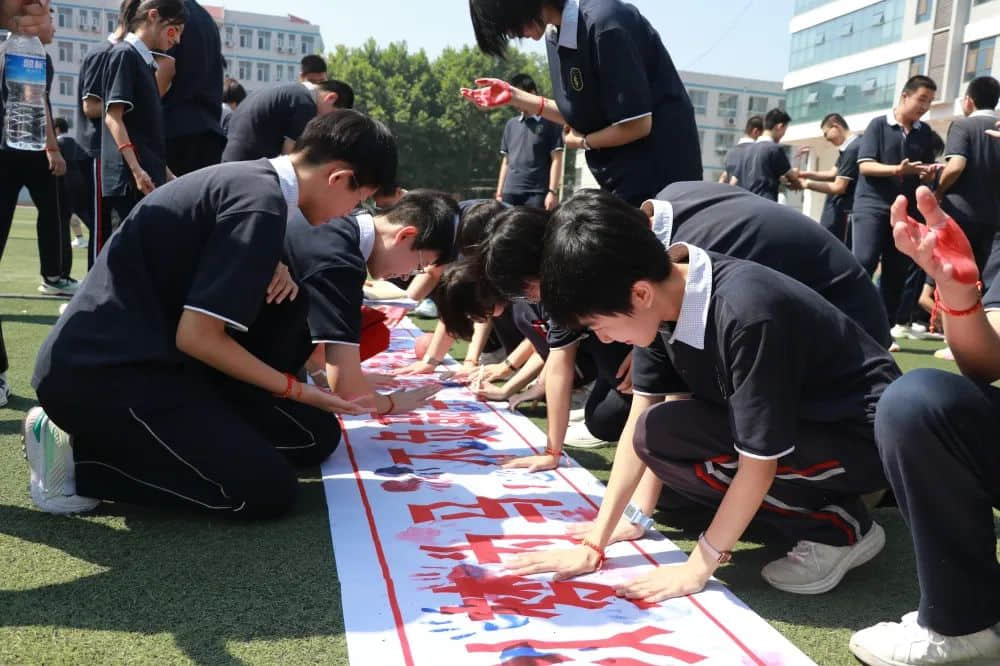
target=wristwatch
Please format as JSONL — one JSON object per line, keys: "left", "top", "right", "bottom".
{"left": 698, "top": 531, "right": 732, "bottom": 564}
{"left": 581, "top": 134, "right": 593, "bottom": 151}
{"left": 623, "top": 502, "right": 654, "bottom": 531}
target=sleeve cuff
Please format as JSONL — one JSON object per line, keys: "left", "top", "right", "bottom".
{"left": 612, "top": 112, "right": 653, "bottom": 126}
{"left": 183, "top": 305, "right": 249, "bottom": 332}
{"left": 632, "top": 389, "right": 670, "bottom": 397}
{"left": 548, "top": 333, "right": 588, "bottom": 350}
{"left": 856, "top": 158, "right": 875, "bottom": 164}
{"left": 733, "top": 444, "right": 795, "bottom": 461}
{"left": 312, "top": 339, "right": 360, "bottom": 346}
{"left": 105, "top": 99, "right": 135, "bottom": 113}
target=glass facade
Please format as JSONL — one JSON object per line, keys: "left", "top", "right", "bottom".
{"left": 794, "top": 0, "right": 833, "bottom": 14}
{"left": 789, "top": 0, "right": 904, "bottom": 70}
{"left": 964, "top": 38, "right": 995, "bottom": 81}
{"left": 786, "top": 61, "right": 900, "bottom": 124}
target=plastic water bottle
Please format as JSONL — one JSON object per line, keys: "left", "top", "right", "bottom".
{"left": 3, "top": 33, "right": 48, "bottom": 151}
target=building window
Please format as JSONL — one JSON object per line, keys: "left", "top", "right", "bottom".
{"left": 915, "top": 0, "right": 932, "bottom": 23}
{"left": 688, "top": 89, "right": 708, "bottom": 115}
{"left": 56, "top": 7, "right": 71, "bottom": 28}
{"left": 239, "top": 29, "right": 252, "bottom": 48}
{"left": 786, "top": 61, "right": 897, "bottom": 123}
{"left": 106, "top": 11, "right": 118, "bottom": 33}
{"left": 276, "top": 64, "right": 283, "bottom": 81}
{"left": 909, "top": 54, "right": 926, "bottom": 78}
{"left": 58, "top": 75, "right": 73, "bottom": 96}
{"left": 288, "top": 34, "right": 296, "bottom": 51}
{"left": 718, "top": 93, "right": 739, "bottom": 117}
{"left": 287, "top": 65, "right": 295, "bottom": 80}
{"left": 79, "top": 43, "right": 88, "bottom": 58}
{"left": 277, "top": 33, "right": 285, "bottom": 51}
{"left": 58, "top": 41, "right": 73, "bottom": 63}
{"left": 256, "top": 63, "right": 270, "bottom": 82}
{"left": 238, "top": 61, "right": 251, "bottom": 80}
{"left": 965, "top": 38, "right": 995, "bottom": 81}
{"left": 301, "top": 36, "right": 314, "bottom": 55}
{"left": 258, "top": 30, "right": 271, "bottom": 50}
{"left": 714, "top": 131, "right": 736, "bottom": 155}
{"left": 224, "top": 26, "right": 233, "bottom": 46}
{"left": 748, "top": 95, "right": 768, "bottom": 114}
{"left": 789, "top": 0, "right": 905, "bottom": 70}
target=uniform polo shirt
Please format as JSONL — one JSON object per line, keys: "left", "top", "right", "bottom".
{"left": 828, "top": 134, "right": 860, "bottom": 214}
{"left": 724, "top": 137, "right": 754, "bottom": 185}
{"left": 631, "top": 244, "right": 900, "bottom": 459}
{"left": 983, "top": 275, "right": 1000, "bottom": 311}
{"left": 942, "top": 110, "right": 1000, "bottom": 232}
{"left": 282, "top": 210, "right": 375, "bottom": 345}
{"left": 33, "top": 158, "right": 290, "bottom": 397}
{"left": 75, "top": 37, "right": 116, "bottom": 158}
{"left": 100, "top": 34, "right": 167, "bottom": 197}
{"left": 855, "top": 110, "right": 936, "bottom": 215}
{"left": 544, "top": 0, "right": 701, "bottom": 204}
{"left": 500, "top": 113, "right": 564, "bottom": 195}
{"left": 647, "top": 181, "right": 890, "bottom": 346}
{"left": 741, "top": 135, "right": 791, "bottom": 201}
{"left": 162, "top": 0, "right": 224, "bottom": 140}
{"left": 513, "top": 302, "right": 557, "bottom": 358}
{"left": 221, "top": 82, "right": 317, "bottom": 162}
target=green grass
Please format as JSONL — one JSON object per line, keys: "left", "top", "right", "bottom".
{"left": 0, "top": 206, "right": 990, "bottom": 665}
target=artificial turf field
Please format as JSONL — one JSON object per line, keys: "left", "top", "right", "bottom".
{"left": 1, "top": 205, "right": 997, "bottom": 665}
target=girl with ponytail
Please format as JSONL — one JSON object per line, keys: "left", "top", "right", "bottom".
{"left": 99, "top": 0, "right": 186, "bottom": 227}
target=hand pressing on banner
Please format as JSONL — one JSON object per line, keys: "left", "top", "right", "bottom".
{"left": 378, "top": 384, "right": 442, "bottom": 415}
{"left": 299, "top": 385, "right": 372, "bottom": 416}
{"left": 365, "top": 372, "right": 397, "bottom": 390}
{"left": 508, "top": 380, "right": 545, "bottom": 411}
{"left": 460, "top": 78, "right": 513, "bottom": 110}
{"left": 566, "top": 517, "right": 644, "bottom": 546}
{"left": 505, "top": 541, "right": 603, "bottom": 581}
{"left": 501, "top": 448, "right": 560, "bottom": 473}
{"left": 393, "top": 359, "right": 439, "bottom": 376}
{"left": 266, "top": 262, "right": 298, "bottom": 304}
{"left": 614, "top": 558, "right": 715, "bottom": 603}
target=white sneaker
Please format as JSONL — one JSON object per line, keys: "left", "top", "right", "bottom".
{"left": 413, "top": 298, "right": 438, "bottom": 318}
{"left": 908, "top": 323, "right": 945, "bottom": 341}
{"left": 761, "top": 522, "right": 885, "bottom": 594}
{"left": 890, "top": 324, "right": 912, "bottom": 340}
{"left": 563, "top": 420, "right": 604, "bottom": 448}
{"left": 889, "top": 342, "right": 901, "bottom": 353}
{"left": 569, "top": 407, "right": 586, "bottom": 423}
{"left": 850, "top": 611, "right": 1000, "bottom": 665}
{"left": 71, "top": 236, "right": 88, "bottom": 249}
{"left": 58, "top": 303, "right": 69, "bottom": 316}
{"left": 38, "top": 277, "right": 80, "bottom": 296}
{"left": 23, "top": 407, "right": 99, "bottom": 514}
{"left": 0, "top": 372, "right": 10, "bottom": 408}
{"left": 933, "top": 347, "right": 955, "bottom": 361}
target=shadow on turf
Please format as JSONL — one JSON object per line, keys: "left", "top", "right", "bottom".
{"left": 2, "top": 313, "right": 59, "bottom": 326}
{"left": 0, "top": 479, "right": 347, "bottom": 665}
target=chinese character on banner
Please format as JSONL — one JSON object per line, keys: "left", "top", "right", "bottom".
{"left": 409, "top": 497, "right": 563, "bottom": 524}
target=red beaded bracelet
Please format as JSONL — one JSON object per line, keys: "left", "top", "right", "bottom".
{"left": 536, "top": 96, "right": 545, "bottom": 117}
{"left": 117, "top": 142, "right": 135, "bottom": 152}
{"left": 544, "top": 446, "right": 561, "bottom": 468}
{"left": 580, "top": 537, "right": 606, "bottom": 570}
{"left": 933, "top": 281, "right": 983, "bottom": 318}
{"left": 273, "top": 372, "right": 295, "bottom": 399}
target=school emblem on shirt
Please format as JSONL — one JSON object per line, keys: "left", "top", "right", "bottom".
{"left": 569, "top": 67, "right": 584, "bottom": 92}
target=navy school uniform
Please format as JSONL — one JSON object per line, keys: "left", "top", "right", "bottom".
{"left": 631, "top": 244, "right": 899, "bottom": 546}
{"left": 500, "top": 113, "right": 564, "bottom": 208}
{"left": 741, "top": 136, "right": 792, "bottom": 201}
{"left": 221, "top": 82, "right": 317, "bottom": 162}
{"left": 941, "top": 110, "right": 1000, "bottom": 271}
{"left": 723, "top": 138, "right": 754, "bottom": 187}
{"left": 649, "top": 180, "right": 891, "bottom": 347}
{"left": 32, "top": 158, "right": 342, "bottom": 518}
{"left": 853, "top": 111, "right": 937, "bottom": 324}
{"left": 76, "top": 37, "right": 116, "bottom": 264}
{"left": 56, "top": 132, "right": 94, "bottom": 239}
{"left": 163, "top": 0, "right": 225, "bottom": 175}
{"left": 819, "top": 134, "right": 860, "bottom": 244}
{"left": 100, "top": 34, "right": 168, "bottom": 227}
{"left": 543, "top": 312, "right": 633, "bottom": 443}
{"left": 545, "top": 0, "right": 702, "bottom": 206}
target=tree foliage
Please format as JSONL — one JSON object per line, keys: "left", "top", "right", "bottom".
{"left": 326, "top": 39, "right": 552, "bottom": 198}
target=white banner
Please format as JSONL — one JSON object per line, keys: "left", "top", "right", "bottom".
{"left": 321, "top": 321, "right": 817, "bottom": 666}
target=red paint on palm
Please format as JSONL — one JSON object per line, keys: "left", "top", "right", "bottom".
{"left": 461, "top": 78, "right": 512, "bottom": 109}
{"left": 909, "top": 213, "right": 980, "bottom": 284}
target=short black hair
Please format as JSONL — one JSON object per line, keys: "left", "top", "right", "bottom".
{"left": 435, "top": 259, "right": 504, "bottom": 339}
{"left": 481, "top": 206, "right": 549, "bottom": 300}
{"left": 53, "top": 116, "right": 69, "bottom": 133}
{"left": 542, "top": 189, "right": 671, "bottom": 328}
{"left": 222, "top": 80, "right": 246, "bottom": 105}
{"left": 764, "top": 108, "right": 791, "bottom": 130}
{"left": 468, "top": 0, "right": 564, "bottom": 58}
{"left": 382, "top": 189, "right": 460, "bottom": 262}
{"left": 903, "top": 75, "right": 937, "bottom": 95}
{"left": 966, "top": 76, "right": 1000, "bottom": 110}
{"left": 510, "top": 73, "right": 537, "bottom": 94}
{"left": 457, "top": 200, "right": 506, "bottom": 254}
{"left": 300, "top": 54, "right": 327, "bottom": 76}
{"left": 294, "top": 109, "right": 398, "bottom": 191}
{"left": 317, "top": 78, "right": 354, "bottom": 109}
{"left": 121, "top": 0, "right": 186, "bottom": 31}
{"left": 745, "top": 115, "right": 764, "bottom": 135}
{"left": 820, "top": 112, "right": 848, "bottom": 130}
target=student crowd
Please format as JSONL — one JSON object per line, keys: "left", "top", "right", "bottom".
{"left": 1, "top": 0, "right": 998, "bottom": 664}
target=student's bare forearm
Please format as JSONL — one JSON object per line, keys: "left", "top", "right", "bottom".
{"left": 804, "top": 178, "right": 848, "bottom": 196}
{"left": 506, "top": 338, "right": 535, "bottom": 369}
{"left": 543, "top": 346, "right": 577, "bottom": 454}
{"left": 324, "top": 343, "right": 378, "bottom": 402}
{"left": 548, "top": 151, "right": 563, "bottom": 193}
{"left": 104, "top": 109, "right": 140, "bottom": 172}
{"left": 799, "top": 167, "right": 836, "bottom": 181}
{"left": 585, "top": 115, "right": 652, "bottom": 150}
{"left": 406, "top": 268, "right": 442, "bottom": 301}
{"left": 704, "top": 456, "right": 777, "bottom": 551}
{"left": 495, "top": 156, "right": 508, "bottom": 199}
{"left": 510, "top": 89, "right": 567, "bottom": 126}
{"left": 935, "top": 159, "right": 965, "bottom": 198}
{"left": 938, "top": 281, "right": 1000, "bottom": 380}
{"left": 502, "top": 353, "right": 544, "bottom": 394}
{"left": 465, "top": 319, "right": 494, "bottom": 363}
{"left": 859, "top": 161, "right": 903, "bottom": 178}
{"left": 422, "top": 320, "right": 455, "bottom": 363}
{"left": 44, "top": 105, "right": 58, "bottom": 150}
{"left": 590, "top": 393, "right": 663, "bottom": 546}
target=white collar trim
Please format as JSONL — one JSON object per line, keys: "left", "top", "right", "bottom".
{"left": 268, "top": 155, "right": 300, "bottom": 221}
{"left": 971, "top": 109, "right": 998, "bottom": 119}
{"left": 737, "top": 137, "right": 756, "bottom": 144}
{"left": 124, "top": 33, "right": 156, "bottom": 69}
{"left": 886, "top": 109, "right": 922, "bottom": 130}
{"left": 547, "top": 0, "right": 579, "bottom": 49}
{"left": 644, "top": 199, "right": 675, "bottom": 247}
{"left": 356, "top": 213, "right": 376, "bottom": 261}
{"left": 839, "top": 134, "right": 858, "bottom": 152}
{"left": 666, "top": 243, "right": 713, "bottom": 351}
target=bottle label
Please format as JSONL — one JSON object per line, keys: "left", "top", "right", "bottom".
{"left": 4, "top": 53, "right": 47, "bottom": 85}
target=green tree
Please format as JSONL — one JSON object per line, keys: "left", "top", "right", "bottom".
{"left": 326, "top": 40, "right": 552, "bottom": 197}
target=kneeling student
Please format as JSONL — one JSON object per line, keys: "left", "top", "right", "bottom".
{"left": 507, "top": 197, "right": 899, "bottom": 600}
{"left": 28, "top": 110, "right": 396, "bottom": 518}
{"left": 283, "top": 190, "right": 459, "bottom": 414}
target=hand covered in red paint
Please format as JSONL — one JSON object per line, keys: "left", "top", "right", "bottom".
{"left": 891, "top": 187, "right": 979, "bottom": 287}
{"left": 460, "top": 78, "right": 513, "bottom": 109}
{"left": 505, "top": 544, "right": 602, "bottom": 581}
